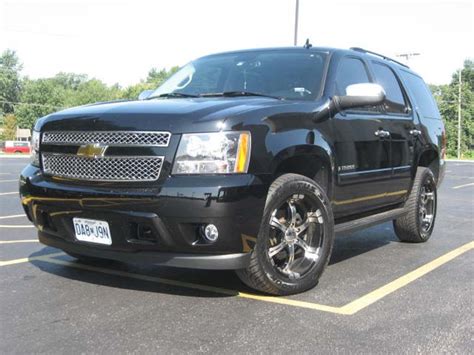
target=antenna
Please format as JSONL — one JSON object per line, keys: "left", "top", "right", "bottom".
{"left": 304, "top": 39, "right": 312, "bottom": 49}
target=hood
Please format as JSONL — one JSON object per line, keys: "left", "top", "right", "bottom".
{"left": 37, "top": 97, "right": 304, "bottom": 133}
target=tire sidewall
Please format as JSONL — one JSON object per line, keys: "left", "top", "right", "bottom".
{"left": 416, "top": 169, "right": 437, "bottom": 240}
{"left": 255, "top": 178, "right": 334, "bottom": 294}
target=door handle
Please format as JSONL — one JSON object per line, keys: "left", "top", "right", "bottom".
{"left": 374, "top": 129, "right": 390, "bottom": 138}
{"left": 409, "top": 129, "right": 422, "bottom": 137}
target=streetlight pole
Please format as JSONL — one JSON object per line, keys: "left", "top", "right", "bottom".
{"left": 457, "top": 68, "right": 462, "bottom": 159}
{"left": 294, "top": 0, "right": 299, "bottom": 46}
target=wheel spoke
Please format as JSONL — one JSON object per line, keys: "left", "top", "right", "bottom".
{"left": 295, "top": 237, "right": 311, "bottom": 252}
{"left": 268, "top": 241, "right": 287, "bottom": 258}
{"left": 288, "top": 202, "right": 298, "bottom": 226}
{"left": 270, "top": 210, "right": 287, "bottom": 233}
{"left": 296, "top": 219, "right": 310, "bottom": 236}
{"left": 296, "top": 237, "right": 320, "bottom": 261}
{"left": 425, "top": 192, "right": 434, "bottom": 200}
{"left": 423, "top": 215, "right": 433, "bottom": 224}
{"left": 283, "top": 243, "right": 296, "bottom": 272}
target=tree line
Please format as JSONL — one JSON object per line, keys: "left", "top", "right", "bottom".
{"left": 1, "top": 49, "right": 473, "bottom": 158}
{"left": 0, "top": 49, "right": 178, "bottom": 139}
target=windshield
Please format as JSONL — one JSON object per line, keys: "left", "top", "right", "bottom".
{"left": 150, "top": 50, "right": 328, "bottom": 100}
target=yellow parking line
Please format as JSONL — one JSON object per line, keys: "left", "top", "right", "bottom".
{"left": 338, "top": 241, "right": 474, "bottom": 315}
{"left": 0, "top": 214, "right": 26, "bottom": 220}
{"left": 1, "top": 242, "right": 472, "bottom": 315}
{"left": 0, "top": 225, "right": 34, "bottom": 228}
{"left": 0, "top": 239, "right": 38, "bottom": 244}
{"left": 0, "top": 252, "right": 64, "bottom": 267}
{"left": 27, "top": 255, "right": 346, "bottom": 313}
{"left": 453, "top": 182, "right": 474, "bottom": 189}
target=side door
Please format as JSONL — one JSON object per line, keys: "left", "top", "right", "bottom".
{"left": 331, "top": 56, "right": 394, "bottom": 217}
{"left": 370, "top": 61, "right": 415, "bottom": 203}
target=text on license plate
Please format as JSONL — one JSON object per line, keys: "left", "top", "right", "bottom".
{"left": 73, "top": 218, "right": 112, "bottom": 245}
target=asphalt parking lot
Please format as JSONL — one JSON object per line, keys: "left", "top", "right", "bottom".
{"left": 0, "top": 157, "right": 473, "bottom": 353}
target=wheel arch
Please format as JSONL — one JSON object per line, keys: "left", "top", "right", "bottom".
{"left": 270, "top": 144, "right": 335, "bottom": 199}
{"left": 416, "top": 148, "right": 440, "bottom": 182}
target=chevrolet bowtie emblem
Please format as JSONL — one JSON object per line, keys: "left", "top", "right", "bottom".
{"left": 77, "top": 143, "right": 108, "bottom": 158}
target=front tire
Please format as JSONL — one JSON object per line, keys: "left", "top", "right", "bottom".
{"left": 393, "top": 167, "right": 437, "bottom": 242}
{"left": 236, "top": 174, "right": 334, "bottom": 295}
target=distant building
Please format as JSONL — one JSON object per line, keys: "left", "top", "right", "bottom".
{"left": 16, "top": 128, "right": 31, "bottom": 142}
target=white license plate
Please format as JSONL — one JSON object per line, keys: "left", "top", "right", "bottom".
{"left": 73, "top": 218, "right": 112, "bottom": 245}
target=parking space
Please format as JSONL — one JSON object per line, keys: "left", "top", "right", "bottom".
{"left": 1, "top": 158, "right": 473, "bottom": 353}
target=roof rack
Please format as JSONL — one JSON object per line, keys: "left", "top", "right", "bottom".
{"left": 350, "top": 47, "right": 409, "bottom": 68}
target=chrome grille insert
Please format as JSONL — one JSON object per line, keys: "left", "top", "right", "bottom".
{"left": 42, "top": 153, "right": 164, "bottom": 182}
{"left": 42, "top": 131, "right": 171, "bottom": 146}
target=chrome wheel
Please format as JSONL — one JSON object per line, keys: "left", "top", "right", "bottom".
{"left": 268, "top": 194, "right": 325, "bottom": 279}
{"left": 419, "top": 181, "right": 436, "bottom": 233}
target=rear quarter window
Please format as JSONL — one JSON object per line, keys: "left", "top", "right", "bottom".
{"left": 401, "top": 70, "right": 440, "bottom": 119}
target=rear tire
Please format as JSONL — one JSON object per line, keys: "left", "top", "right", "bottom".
{"left": 393, "top": 167, "right": 437, "bottom": 242}
{"left": 236, "top": 173, "right": 334, "bottom": 295}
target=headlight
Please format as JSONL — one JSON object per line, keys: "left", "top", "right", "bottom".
{"left": 172, "top": 131, "right": 251, "bottom": 174}
{"left": 31, "top": 130, "right": 40, "bottom": 167}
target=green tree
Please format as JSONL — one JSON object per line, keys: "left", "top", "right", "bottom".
{"left": 120, "top": 66, "right": 180, "bottom": 100}
{"left": 0, "top": 50, "right": 22, "bottom": 114}
{"left": 15, "top": 78, "right": 65, "bottom": 129}
{"left": 431, "top": 59, "right": 474, "bottom": 158}
{"left": 146, "top": 66, "right": 179, "bottom": 86}
{"left": 0, "top": 113, "right": 17, "bottom": 140}
{"left": 64, "top": 79, "right": 121, "bottom": 107}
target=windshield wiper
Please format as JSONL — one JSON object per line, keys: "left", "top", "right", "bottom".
{"left": 147, "top": 92, "right": 199, "bottom": 99}
{"left": 200, "top": 91, "right": 282, "bottom": 100}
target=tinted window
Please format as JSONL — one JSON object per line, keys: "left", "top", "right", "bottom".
{"left": 372, "top": 62, "right": 407, "bottom": 114}
{"left": 151, "top": 51, "right": 328, "bottom": 100}
{"left": 335, "top": 57, "right": 370, "bottom": 96}
{"left": 401, "top": 71, "right": 440, "bottom": 119}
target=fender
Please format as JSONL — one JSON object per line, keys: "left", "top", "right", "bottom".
{"left": 268, "top": 133, "right": 336, "bottom": 199}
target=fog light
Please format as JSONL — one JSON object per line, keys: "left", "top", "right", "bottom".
{"left": 203, "top": 224, "right": 219, "bottom": 242}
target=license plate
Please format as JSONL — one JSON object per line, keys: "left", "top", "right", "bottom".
{"left": 73, "top": 218, "right": 112, "bottom": 245}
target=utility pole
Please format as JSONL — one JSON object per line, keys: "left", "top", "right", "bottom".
{"left": 457, "top": 68, "right": 462, "bottom": 159}
{"left": 294, "top": 0, "right": 299, "bottom": 46}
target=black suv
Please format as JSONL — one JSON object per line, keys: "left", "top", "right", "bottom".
{"left": 20, "top": 47, "right": 446, "bottom": 295}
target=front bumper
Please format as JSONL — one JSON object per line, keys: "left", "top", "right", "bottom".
{"left": 20, "top": 165, "right": 268, "bottom": 270}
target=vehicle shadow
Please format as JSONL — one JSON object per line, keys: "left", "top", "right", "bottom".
{"left": 330, "top": 222, "right": 398, "bottom": 265}
{"left": 29, "top": 223, "right": 398, "bottom": 298}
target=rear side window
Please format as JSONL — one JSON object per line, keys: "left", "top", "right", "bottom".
{"left": 371, "top": 62, "right": 408, "bottom": 114}
{"left": 401, "top": 71, "right": 440, "bottom": 119}
{"left": 335, "top": 57, "right": 370, "bottom": 96}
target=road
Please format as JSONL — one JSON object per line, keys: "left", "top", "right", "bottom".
{"left": 1, "top": 157, "right": 473, "bottom": 353}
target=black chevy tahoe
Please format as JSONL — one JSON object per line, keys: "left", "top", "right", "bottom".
{"left": 20, "top": 46, "right": 445, "bottom": 295}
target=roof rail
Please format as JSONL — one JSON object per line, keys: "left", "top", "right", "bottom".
{"left": 350, "top": 47, "right": 409, "bottom": 68}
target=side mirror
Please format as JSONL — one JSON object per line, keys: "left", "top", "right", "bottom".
{"left": 138, "top": 89, "right": 154, "bottom": 100}
{"left": 333, "top": 83, "right": 385, "bottom": 111}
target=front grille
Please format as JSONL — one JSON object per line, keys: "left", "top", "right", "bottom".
{"left": 42, "top": 131, "right": 171, "bottom": 146}
{"left": 42, "top": 153, "right": 163, "bottom": 182}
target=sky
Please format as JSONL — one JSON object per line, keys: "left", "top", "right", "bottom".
{"left": 1, "top": 0, "right": 473, "bottom": 87}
